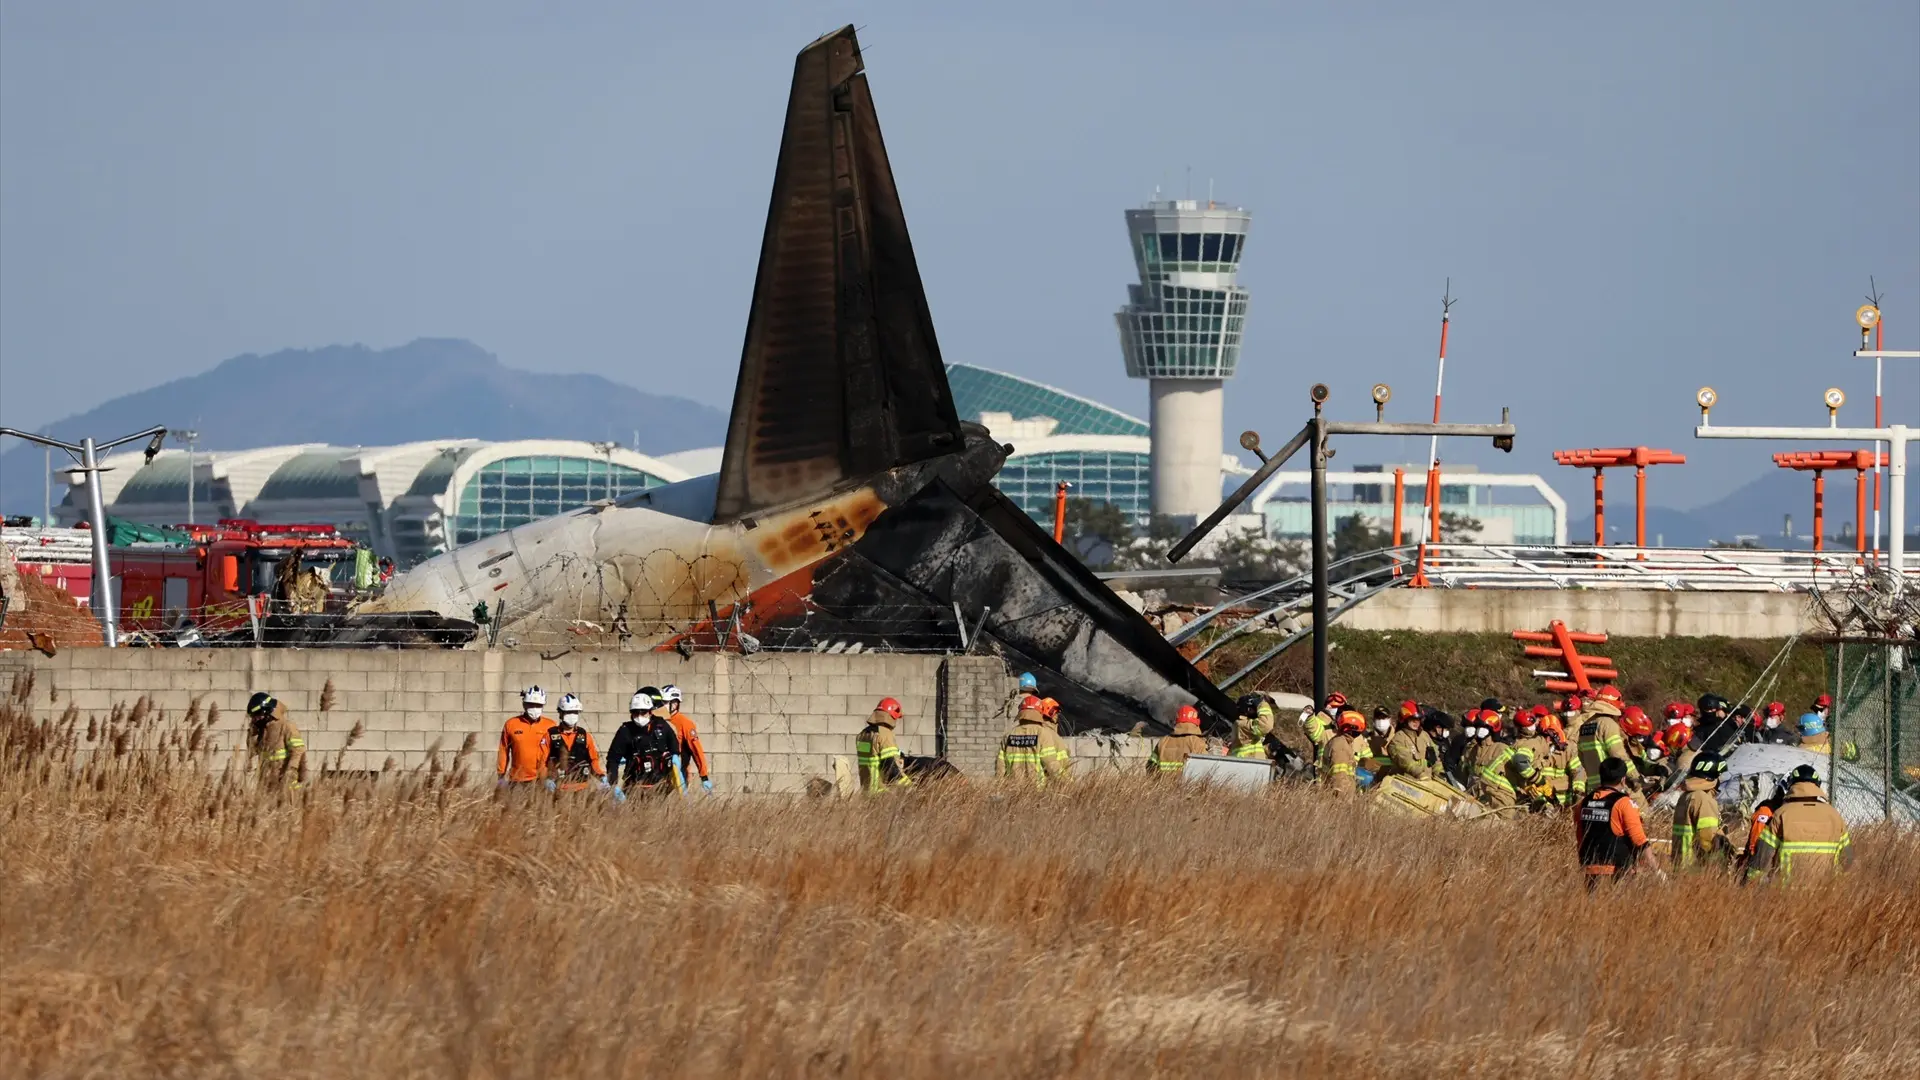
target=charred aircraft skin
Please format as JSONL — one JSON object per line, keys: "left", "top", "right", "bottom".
{"left": 362, "top": 25, "right": 1231, "bottom": 730}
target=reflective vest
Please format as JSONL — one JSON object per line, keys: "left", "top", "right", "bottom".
{"left": 856, "top": 725, "right": 911, "bottom": 793}
{"left": 1576, "top": 789, "right": 1635, "bottom": 871}
{"left": 1671, "top": 782, "right": 1723, "bottom": 870}
{"left": 997, "top": 722, "right": 1070, "bottom": 787}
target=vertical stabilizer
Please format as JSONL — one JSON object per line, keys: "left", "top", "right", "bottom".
{"left": 714, "top": 26, "right": 963, "bottom": 523}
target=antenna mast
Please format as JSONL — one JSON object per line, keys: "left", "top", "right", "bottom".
{"left": 1423, "top": 281, "right": 1457, "bottom": 543}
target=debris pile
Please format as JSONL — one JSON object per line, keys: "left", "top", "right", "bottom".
{"left": 0, "top": 546, "right": 103, "bottom": 653}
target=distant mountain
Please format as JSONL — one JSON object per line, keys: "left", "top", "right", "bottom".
{"left": 1568, "top": 467, "right": 1900, "bottom": 549}
{"left": 0, "top": 339, "right": 727, "bottom": 514}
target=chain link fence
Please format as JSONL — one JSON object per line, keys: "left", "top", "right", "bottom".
{"left": 1827, "top": 638, "right": 1920, "bottom": 822}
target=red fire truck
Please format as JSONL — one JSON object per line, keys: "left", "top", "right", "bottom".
{"left": 3, "top": 519, "right": 366, "bottom": 636}
{"left": 112, "top": 520, "right": 364, "bottom": 634}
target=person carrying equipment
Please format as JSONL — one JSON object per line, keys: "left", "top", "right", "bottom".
{"left": 1317, "top": 709, "right": 1373, "bottom": 795}
{"left": 1229, "top": 694, "right": 1274, "bottom": 759}
{"left": 855, "top": 698, "right": 914, "bottom": 793}
{"left": 607, "top": 689, "right": 685, "bottom": 798}
{"left": 1384, "top": 700, "right": 1438, "bottom": 781}
{"left": 1576, "top": 758, "right": 1652, "bottom": 890}
{"left": 658, "top": 685, "right": 713, "bottom": 793}
{"left": 1672, "top": 753, "right": 1730, "bottom": 871}
{"left": 549, "top": 694, "right": 607, "bottom": 793}
{"left": 246, "top": 691, "right": 307, "bottom": 789}
{"left": 996, "top": 694, "right": 1071, "bottom": 788}
{"left": 498, "top": 685, "right": 554, "bottom": 788}
{"left": 1797, "top": 694, "right": 1833, "bottom": 751}
{"left": 1149, "top": 705, "right": 1210, "bottom": 774}
{"left": 1745, "top": 765, "right": 1853, "bottom": 884}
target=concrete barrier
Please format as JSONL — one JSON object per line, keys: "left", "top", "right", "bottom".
{"left": 0, "top": 649, "right": 1019, "bottom": 794}
{"left": 1341, "top": 589, "right": 1814, "bottom": 638}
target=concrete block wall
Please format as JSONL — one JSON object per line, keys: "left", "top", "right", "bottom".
{"left": 0, "top": 649, "right": 1018, "bottom": 794}
{"left": 1341, "top": 588, "right": 1814, "bottom": 638}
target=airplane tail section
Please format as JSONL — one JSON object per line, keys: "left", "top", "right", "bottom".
{"left": 714, "top": 25, "right": 963, "bottom": 524}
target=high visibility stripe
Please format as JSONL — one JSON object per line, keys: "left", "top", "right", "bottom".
{"left": 1231, "top": 744, "right": 1266, "bottom": 759}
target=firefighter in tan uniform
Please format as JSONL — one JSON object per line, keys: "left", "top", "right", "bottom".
{"left": 246, "top": 691, "right": 307, "bottom": 788}
{"left": 1148, "top": 705, "right": 1209, "bottom": 774}
{"left": 1464, "top": 706, "right": 1515, "bottom": 810}
{"left": 996, "top": 695, "right": 1071, "bottom": 788}
{"left": 1509, "top": 707, "right": 1560, "bottom": 811}
{"left": 1382, "top": 701, "right": 1437, "bottom": 780}
{"left": 1302, "top": 692, "right": 1347, "bottom": 763}
{"left": 855, "top": 698, "right": 913, "bottom": 793}
{"left": 1745, "top": 767, "right": 1853, "bottom": 884}
{"left": 1672, "top": 754, "right": 1729, "bottom": 872}
{"left": 1576, "top": 686, "right": 1638, "bottom": 794}
{"left": 1228, "top": 694, "right": 1274, "bottom": 759}
{"left": 1318, "top": 710, "right": 1373, "bottom": 795}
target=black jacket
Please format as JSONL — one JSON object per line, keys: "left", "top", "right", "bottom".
{"left": 607, "top": 717, "right": 683, "bottom": 789}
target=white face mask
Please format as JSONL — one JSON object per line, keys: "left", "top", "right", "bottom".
{"left": 1475, "top": 726, "right": 1490, "bottom": 740}
{"left": 1373, "top": 718, "right": 1392, "bottom": 735}
{"left": 559, "top": 713, "right": 578, "bottom": 726}
{"left": 1435, "top": 728, "right": 1450, "bottom": 739}
{"left": 524, "top": 706, "right": 543, "bottom": 720}
{"left": 1647, "top": 746, "right": 1663, "bottom": 761}
{"left": 1765, "top": 716, "right": 1779, "bottom": 729}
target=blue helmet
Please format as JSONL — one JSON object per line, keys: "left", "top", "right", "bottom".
{"left": 1798, "top": 711, "right": 1826, "bottom": 737}
{"left": 1017, "top": 672, "right": 1039, "bottom": 691}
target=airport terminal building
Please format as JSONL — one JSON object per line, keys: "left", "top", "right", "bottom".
{"left": 62, "top": 362, "right": 1561, "bottom": 564}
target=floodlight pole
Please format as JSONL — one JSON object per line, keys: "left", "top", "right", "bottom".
{"left": 0, "top": 425, "right": 168, "bottom": 646}
{"left": 1693, "top": 416, "right": 1910, "bottom": 590}
{"left": 1170, "top": 392, "right": 1515, "bottom": 709}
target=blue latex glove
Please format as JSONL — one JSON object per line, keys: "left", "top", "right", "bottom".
{"left": 700, "top": 778, "right": 714, "bottom": 793}
{"left": 543, "top": 780, "right": 557, "bottom": 793}
{"left": 496, "top": 778, "right": 510, "bottom": 790}
{"left": 611, "top": 785, "right": 627, "bottom": 803}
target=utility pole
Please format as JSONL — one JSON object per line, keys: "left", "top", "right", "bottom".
{"left": 0, "top": 425, "right": 168, "bottom": 646}
{"left": 171, "top": 429, "right": 200, "bottom": 525}
{"left": 1171, "top": 382, "right": 1515, "bottom": 708}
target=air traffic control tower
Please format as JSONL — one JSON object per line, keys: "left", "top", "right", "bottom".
{"left": 1115, "top": 198, "right": 1251, "bottom": 521}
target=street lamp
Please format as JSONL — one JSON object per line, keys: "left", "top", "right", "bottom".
{"left": 1171, "top": 383, "right": 1516, "bottom": 706}
{"left": 169, "top": 429, "right": 200, "bottom": 524}
{"left": 0, "top": 425, "right": 167, "bottom": 646}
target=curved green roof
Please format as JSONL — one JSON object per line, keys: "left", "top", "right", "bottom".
{"left": 114, "top": 455, "right": 193, "bottom": 504}
{"left": 405, "top": 446, "right": 481, "bottom": 498}
{"left": 946, "top": 364, "right": 1147, "bottom": 437}
{"left": 256, "top": 449, "right": 362, "bottom": 502}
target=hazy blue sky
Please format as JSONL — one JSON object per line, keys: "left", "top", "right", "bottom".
{"left": 2, "top": 1, "right": 1915, "bottom": 508}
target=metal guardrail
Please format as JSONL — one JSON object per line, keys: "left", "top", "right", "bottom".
{"left": 1416, "top": 544, "right": 1918, "bottom": 592}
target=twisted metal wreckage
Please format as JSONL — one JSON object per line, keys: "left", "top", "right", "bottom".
{"left": 362, "top": 26, "right": 1231, "bottom": 731}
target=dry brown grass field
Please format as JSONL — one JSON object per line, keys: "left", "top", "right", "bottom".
{"left": 3, "top": 691, "right": 1917, "bottom": 1079}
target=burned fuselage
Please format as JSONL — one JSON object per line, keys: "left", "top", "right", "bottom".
{"left": 361, "top": 26, "right": 1232, "bottom": 730}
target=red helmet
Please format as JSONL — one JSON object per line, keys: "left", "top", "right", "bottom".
{"left": 1336, "top": 709, "right": 1367, "bottom": 735}
{"left": 1020, "top": 694, "right": 1042, "bottom": 712}
{"left": 877, "top": 697, "right": 903, "bottom": 720}
{"left": 1660, "top": 723, "right": 1689, "bottom": 751}
{"left": 1557, "top": 695, "right": 1583, "bottom": 713}
{"left": 1619, "top": 706, "right": 1652, "bottom": 738}
{"left": 1539, "top": 715, "right": 1566, "bottom": 741}
{"left": 1175, "top": 704, "right": 1200, "bottom": 727}
{"left": 1399, "top": 699, "right": 1420, "bottom": 719}
{"left": 1764, "top": 701, "right": 1786, "bottom": 718}
{"left": 1517, "top": 707, "right": 1540, "bottom": 729}
{"left": 1324, "top": 692, "right": 1348, "bottom": 710}
{"left": 1663, "top": 702, "right": 1686, "bottom": 721}
{"left": 1594, "top": 685, "right": 1623, "bottom": 705}
{"left": 1038, "top": 697, "right": 1062, "bottom": 720}
{"left": 1814, "top": 694, "right": 1832, "bottom": 709}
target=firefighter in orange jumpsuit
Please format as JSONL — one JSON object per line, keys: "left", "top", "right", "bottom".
{"left": 548, "top": 693, "right": 607, "bottom": 793}
{"left": 659, "top": 684, "right": 713, "bottom": 793}
{"left": 498, "top": 685, "right": 555, "bottom": 788}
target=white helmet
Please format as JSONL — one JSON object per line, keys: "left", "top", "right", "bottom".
{"left": 522, "top": 685, "right": 547, "bottom": 707}
{"left": 558, "top": 693, "right": 582, "bottom": 715}
{"left": 661, "top": 685, "right": 683, "bottom": 704}
{"left": 630, "top": 691, "right": 654, "bottom": 713}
